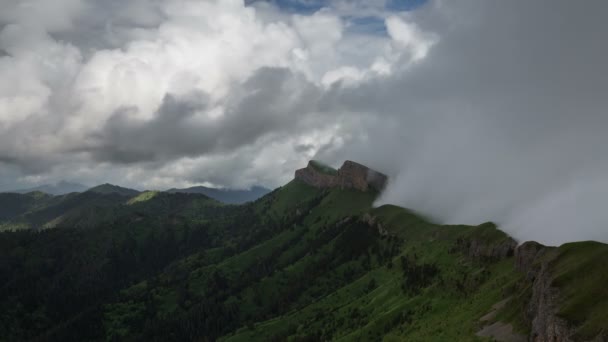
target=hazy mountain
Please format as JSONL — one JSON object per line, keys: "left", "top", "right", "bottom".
{"left": 0, "top": 191, "right": 52, "bottom": 222}
{"left": 86, "top": 183, "right": 140, "bottom": 197}
{"left": 0, "top": 161, "right": 606, "bottom": 341}
{"left": 7, "top": 181, "right": 88, "bottom": 195}
{"left": 167, "top": 185, "right": 271, "bottom": 204}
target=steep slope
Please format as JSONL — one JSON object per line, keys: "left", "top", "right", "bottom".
{"left": 514, "top": 241, "right": 608, "bottom": 341}
{"left": 167, "top": 185, "right": 271, "bottom": 204}
{"left": 0, "top": 161, "right": 606, "bottom": 341}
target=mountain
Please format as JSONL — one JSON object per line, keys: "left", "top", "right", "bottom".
{"left": 0, "top": 191, "right": 53, "bottom": 222}
{"left": 0, "top": 160, "right": 606, "bottom": 341}
{"left": 86, "top": 183, "right": 141, "bottom": 196}
{"left": 167, "top": 185, "right": 271, "bottom": 204}
{"left": 6, "top": 181, "right": 88, "bottom": 195}
{"left": 295, "top": 159, "right": 388, "bottom": 191}
{"left": 0, "top": 184, "right": 143, "bottom": 231}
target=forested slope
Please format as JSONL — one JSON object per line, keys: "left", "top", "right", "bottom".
{"left": 0, "top": 179, "right": 606, "bottom": 341}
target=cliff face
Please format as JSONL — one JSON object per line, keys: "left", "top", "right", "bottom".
{"left": 294, "top": 163, "right": 339, "bottom": 189}
{"left": 514, "top": 242, "right": 577, "bottom": 342}
{"left": 461, "top": 237, "right": 517, "bottom": 261}
{"left": 295, "top": 160, "right": 388, "bottom": 192}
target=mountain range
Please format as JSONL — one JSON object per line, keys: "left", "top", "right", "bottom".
{"left": 1, "top": 182, "right": 270, "bottom": 205}
{"left": 167, "top": 185, "right": 271, "bottom": 204}
{"left": 0, "top": 160, "right": 606, "bottom": 341}
{"left": 7, "top": 181, "right": 88, "bottom": 195}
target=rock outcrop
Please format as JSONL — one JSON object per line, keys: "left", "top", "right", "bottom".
{"left": 462, "top": 237, "right": 517, "bottom": 261}
{"left": 361, "top": 213, "right": 390, "bottom": 236}
{"left": 294, "top": 162, "right": 340, "bottom": 189}
{"left": 515, "top": 241, "right": 546, "bottom": 274}
{"left": 514, "top": 243, "right": 578, "bottom": 342}
{"left": 295, "top": 160, "right": 388, "bottom": 192}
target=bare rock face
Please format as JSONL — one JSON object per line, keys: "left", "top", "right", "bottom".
{"left": 527, "top": 261, "right": 575, "bottom": 342}
{"left": 464, "top": 237, "right": 517, "bottom": 261}
{"left": 294, "top": 163, "right": 340, "bottom": 189}
{"left": 455, "top": 223, "right": 517, "bottom": 262}
{"left": 294, "top": 160, "right": 388, "bottom": 192}
{"left": 514, "top": 243, "right": 577, "bottom": 342}
{"left": 361, "top": 213, "right": 389, "bottom": 236}
{"left": 515, "top": 241, "right": 546, "bottom": 274}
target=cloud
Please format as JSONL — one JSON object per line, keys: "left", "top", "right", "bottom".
{"left": 86, "top": 67, "right": 321, "bottom": 163}
{"left": 0, "top": 0, "right": 407, "bottom": 182}
{"left": 1, "top": 0, "right": 608, "bottom": 244}
{"left": 346, "top": 0, "right": 608, "bottom": 245}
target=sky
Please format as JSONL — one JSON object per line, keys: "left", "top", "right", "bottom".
{"left": 1, "top": 0, "right": 607, "bottom": 244}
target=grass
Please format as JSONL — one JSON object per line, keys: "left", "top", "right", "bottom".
{"left": 223, "top": 197, "right": 524, "bottom": 342}
{"left": 550, "top": 241, "right": 608, "bottom": 339}
{"left": 310, "top": 160, "right": 339, "bottom": 175}
{"left": 127, "top": 191, "right": 159, "bottom": 205}
{"left": 16, "top": 175, "right": 601, "bottom": 341}
{"left": 265, "top": 179, "right": 322, "bottom": 217}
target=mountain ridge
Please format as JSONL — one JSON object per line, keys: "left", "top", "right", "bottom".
{"left": 0, "top": 160, "right": 605, "bottom": 341}
{"left": 167, "top": 185, "right": 271, "bottom": 204}
{"left": 86, "top": 183, "right": 141, "bottom": 196}
{"left": 4, "top": 181, "right": 88, "bottom": 195}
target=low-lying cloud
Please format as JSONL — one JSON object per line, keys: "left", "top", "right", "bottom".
{"left": 1, "top": 0, "right": 607, "bottom": 244}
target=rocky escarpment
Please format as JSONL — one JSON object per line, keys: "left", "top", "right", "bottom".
{"left": 459, "top": 236, "right": 517, "bottom": 262}
{"left": 361, "top": 213, "right": 390, "bottom": 236}
{"left": 514, "top": 242, "right": 578, "bottom": 342}
{"left": 295, "top": 160, "right": 388, "bottom": 192}
{"left": 455, "top": 223, "right": 518, "bottom": 262}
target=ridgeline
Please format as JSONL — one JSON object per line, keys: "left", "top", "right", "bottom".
{"left": 0, "top": 161, "right": 606, "bottom": 341}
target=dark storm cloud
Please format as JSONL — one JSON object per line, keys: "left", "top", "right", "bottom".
{"left": 313, "top": 0, "right": 608, "bottom": 244}
{"left": 2, "top": 0, "right": 608, "bottom": 244}
{"left": 87, "top": 68, "right": 322, "bottom": 164}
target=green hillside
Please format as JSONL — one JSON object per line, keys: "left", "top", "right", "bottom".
{"left": 0, "top": 178, "right": 606, "bottom": 341}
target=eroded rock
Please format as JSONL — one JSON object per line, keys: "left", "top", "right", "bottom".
{"left": 294, "top": 160, "right": 388, "bottom": 192}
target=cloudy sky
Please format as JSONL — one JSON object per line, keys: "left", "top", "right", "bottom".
{"left": 1, "top": 0, "right": 607, "bottom": 244}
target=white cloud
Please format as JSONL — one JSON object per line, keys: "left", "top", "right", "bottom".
{"left": 2, "top": 0, "right": 608, "bottom": 245}
{"left": 385, "top": 15, "right": 436, "bottom": 61}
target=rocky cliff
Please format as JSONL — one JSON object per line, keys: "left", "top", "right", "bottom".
{"left": 513, "top": 242, "right": 574, "bottom": 342}
{"left": 513, "top": 242, "right": 605, "bottom": 342}
{"left": 294, "top": 160, "right": 388, "bottom": 192}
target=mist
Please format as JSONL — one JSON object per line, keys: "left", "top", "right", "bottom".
{"left": 363, "top": 1, "right": 608, "bottom": 245}
{"left": 1, "top": 0, "right": 608, "bottom": 245}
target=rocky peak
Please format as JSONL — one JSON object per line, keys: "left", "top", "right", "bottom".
{"left": 295, "top": 160, "right": 388, "bottom": 192}
{"left": 514, "top": 241, "right": 546, "bottom": 273}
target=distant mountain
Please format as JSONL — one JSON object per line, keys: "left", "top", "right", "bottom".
{"left": 86, "top": 184, "right": 140, "bottom": 197}
{"left": 167, "top": 185, "right": 271, "bottom": 204}
{"left": 0, "top": 191, "right": 52, "bottom": 222}
{"left": 0, "top": 184, "right": 212, "bottom": 232}
{"left": 7, "top": 181, "right": 88, "bottom": 195}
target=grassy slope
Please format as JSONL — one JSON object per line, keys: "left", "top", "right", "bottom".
{"left": 101, "top": 182, "right": 608, "bottom": 341}
{"left": 223, "top": 202, "right": 521, "bottom": 341}
{"left": 3, "top": 178, "right": 607, "bottom": 340}
{"left": 310, "top": 160, "right": 339, "bottom": 175}
{"left": 550, "top": 241, "right": 608, "bottom": 339}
